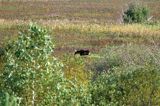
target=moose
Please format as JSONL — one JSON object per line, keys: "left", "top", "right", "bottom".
{"left": 74, "top": 49, "right": 90, "bottom": 56}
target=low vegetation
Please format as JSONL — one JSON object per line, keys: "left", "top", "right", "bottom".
{"left": 0, "top": 23, "right": 160, "bottom": 105}
{"left": 0, "top": 0, "right": 160, "bottom": 105}
{"left": 90, "top": 44, "right": 160, "bottom": 105}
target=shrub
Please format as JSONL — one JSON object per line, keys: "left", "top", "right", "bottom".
{"left": 0, "top": 23, "right": 91, "bottom": 105}
{"left": 91, "top": 65, "right": 160, "bottom": 105}
{"left": 0, "top": 91, "right": 21, "bottom": 106}
{"left": 123, "top": 3, "right": 149, "bottom": 23}
{"left": 90, "top": 44, "right": 160, "bottom": 105}
{"left": 62, "top": 55, "right": 91, "bottom": 86}
{"left": 91, "top": 44, "right": 160, "bottom": 74}
{"left": 0, "top": 23, "right": 64, "bottom": 105}
{"left": 61, "top": 55, "right": 92, "bottom": 105}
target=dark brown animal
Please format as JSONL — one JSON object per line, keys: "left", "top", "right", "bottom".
{"left": 74, "top": 49, "right": 90, "bottom": 56}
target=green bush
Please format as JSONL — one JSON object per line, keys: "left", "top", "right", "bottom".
{"left": 91, "top": 65, "right": 160, "bottom": 105}
{"left": 123, "top": 3, "right": 149, "bottom": 23}
{"left": 62, "top": 55, "right": 91, "bottom": 86}
{"left": 0, "top": 91, "right": 21, "bottom": 106}
{"left": 60, "top": 55, "right": 93, "bottom": 105}
{"left": 0, "top": 23, "right": 63, "bottom": 105}
{"left": 91, "top": 44, "right": 160, "bottom": 74}
{"left": 0, "top": 23, "right": 91, "bottom": 105}
{"left": 90, "top": 44, "right": 160, "bottom": 105}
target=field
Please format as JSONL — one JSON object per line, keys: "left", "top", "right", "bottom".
{"left": 0, "top": 0, "right": 160, "bottom": 56}
{"left": 0, "top": 0, "right": 160, "bottom": 22}
{"left": 0, "top": 19, "right": 160, "bottom": 57}
{"left": 0, "top": 0, "right": 160, "bottom": 105}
